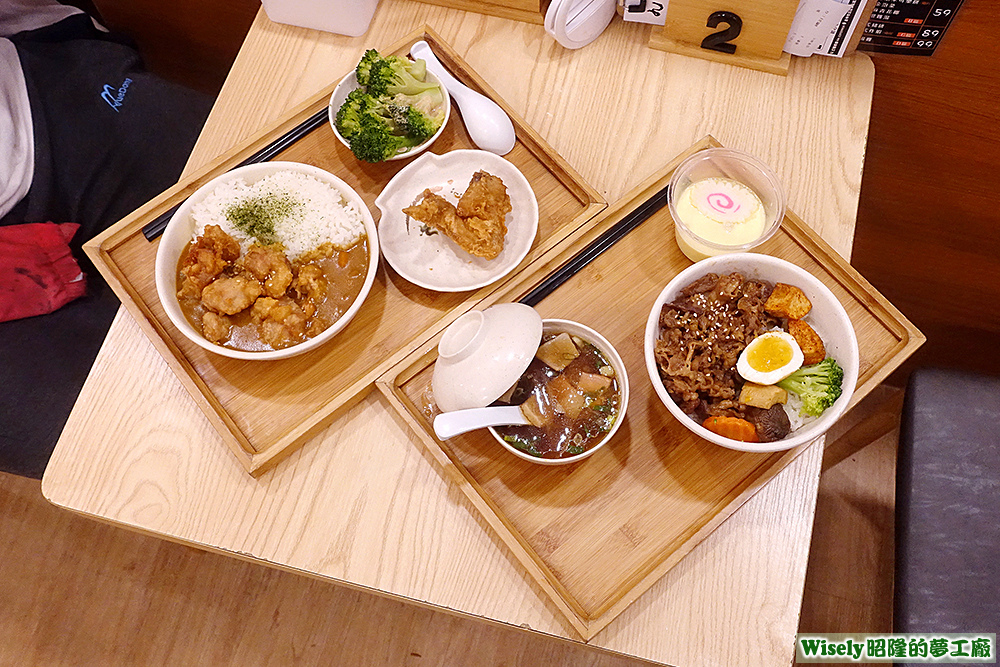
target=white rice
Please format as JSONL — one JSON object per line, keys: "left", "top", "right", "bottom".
{"left": 783, "top": 387, "right": 818, "bottom": 432}
{"left": 190, "top": 170, "right": 365, "bottom": 260}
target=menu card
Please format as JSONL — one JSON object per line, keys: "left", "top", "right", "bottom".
{"left": 857, "top": 0, "right": 963, "bottom": 54}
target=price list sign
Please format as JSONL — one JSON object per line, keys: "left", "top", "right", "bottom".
{"left": 858, "top": 0, "right": 962, "bottom": 55}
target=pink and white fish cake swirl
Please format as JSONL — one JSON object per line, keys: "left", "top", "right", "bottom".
{"left": 687, "top": 177, "right": 762, "bottom": 226}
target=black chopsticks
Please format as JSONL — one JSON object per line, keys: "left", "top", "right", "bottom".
{"left": 141, "top": 107, "right": 331, "bottom": 241}
{"left": 520, "top": 186, "right": 669, "bottom": 307}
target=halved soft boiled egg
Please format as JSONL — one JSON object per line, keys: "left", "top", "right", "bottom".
{"left": 736, "top": 331, "right": 804, "bottom": 385}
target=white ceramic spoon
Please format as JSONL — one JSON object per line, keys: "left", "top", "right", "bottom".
{"left": 433, "top": 405, "right": 530, "bottom": 440}
{"left": 410, "top": 40, "right": 517, "bottom": 156}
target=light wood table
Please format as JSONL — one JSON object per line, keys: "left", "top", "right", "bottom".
{"left": 42, "top": 3, "right": 876, "bottom": 665}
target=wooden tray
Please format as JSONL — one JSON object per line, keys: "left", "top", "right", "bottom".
{"left": 377, "top": 136, "right": 924, "bottom": 640}
{"left": 83, "top": 27, "right": 604, "bottom": 475}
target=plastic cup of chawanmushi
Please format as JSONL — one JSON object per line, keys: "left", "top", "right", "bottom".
{"left": 668, "top": 148, "right": 785, "bottom": 262}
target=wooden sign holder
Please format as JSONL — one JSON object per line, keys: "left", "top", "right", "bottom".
{"left": 646, "top": 0, "right": 799, "bottom": 75}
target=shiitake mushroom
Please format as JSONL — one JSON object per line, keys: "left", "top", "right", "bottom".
{"left": 745, "top": 404, "right": 791, "bottom": 443}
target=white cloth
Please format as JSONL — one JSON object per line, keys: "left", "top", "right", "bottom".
{"left": 0, "top": 1, "right": 83, "bottom": 219}
{"left": 0, "top": 39, "right": 32, "bottom": 219}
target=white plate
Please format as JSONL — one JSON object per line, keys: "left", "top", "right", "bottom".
{"left": 374, "top": 150, "right": 538, "bottom": 292}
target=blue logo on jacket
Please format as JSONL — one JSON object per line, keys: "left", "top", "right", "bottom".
{"left": 102, "top": 78, "right": 133, "bottom": 112}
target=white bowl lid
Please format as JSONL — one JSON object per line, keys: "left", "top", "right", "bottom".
{"left": 431, "top": 303, "right": 542, "bottom": 412}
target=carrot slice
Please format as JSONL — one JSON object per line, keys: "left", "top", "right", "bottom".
{"left": 702, "top": 415, "right": 759, "bottom": 442}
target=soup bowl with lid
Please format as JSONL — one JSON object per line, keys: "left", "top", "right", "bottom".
{"left": 154, "top": 161, "right": 379, "bottom": 361}
{"left": 432, "top": 303, "right": 629, "bottom": 465}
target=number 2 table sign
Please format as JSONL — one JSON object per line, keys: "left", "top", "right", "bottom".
{"left": 647, "top": 0, "right": 801, "bottom": 75}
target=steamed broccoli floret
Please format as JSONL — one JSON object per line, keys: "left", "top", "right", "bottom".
{"left": 384, "top": 100, "right": 440, "bottom": 143}
{"left": 777, "top": 358, "right": 845, "bottom": 417}
{"left": 399, "top": 106, "right": 437, "bottom": 142}
{"left": 384, "top": 55, "right": 439, "bottom": 96}
{"left": 354, "top": 49, "right": 390, "bottom": 94}
{"left": 340, "top": 50, "right": 445, "bottom": 162}
{"left": 334, "top": 91, "right": 407, "bottom": 161}
{"left": 334, "top": 88, "right": 372, "bottom": 139}
{"left": 355, "top": 49, "right": 438, "bottom": 97}
{"left": 347, "top": 114, "right": 421, "bottom": 163}
{"left": 391, "top": 91, "right": 445, "bottom": 138}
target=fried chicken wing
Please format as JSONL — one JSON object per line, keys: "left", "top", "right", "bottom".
{"left": 402, "top": 170, "right": 511, "bottom": 261}
{"left": 457, "top": 170, "right": 511, "bottom": 222}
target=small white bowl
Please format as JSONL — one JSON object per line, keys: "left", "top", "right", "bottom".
{"left": 327, "top": 68, "right": 451, "bottom": 162}
{"left": 490, "top": 319, "right": 629, "bottom": 466}
{"left": 154, "top": 161, "right": 379, "bottom": 361}
{"left": 643, "top": 253, "right": 859, "bottom": 452}
{"left": 432, "top": 303, "right": 542, "bottom": 413}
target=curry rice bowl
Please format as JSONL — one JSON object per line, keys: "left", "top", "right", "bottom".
{"left": 190, "top": 170, "right": 366, "bottom": 258}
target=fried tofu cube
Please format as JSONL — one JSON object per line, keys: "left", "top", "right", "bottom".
{"left": 739, "top": 382, "right": 788, "bottom": 409}
{"left": 765, "top": 283, "right": 812, "bottom": 320}
{"left": 787, "top": 318, "right": 826, "bottom": 365}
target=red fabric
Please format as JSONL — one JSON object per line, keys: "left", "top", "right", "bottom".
{"left": 0, "top": 222, "right": 87, "bottom": 323}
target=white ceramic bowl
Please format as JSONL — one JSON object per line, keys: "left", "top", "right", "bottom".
{"left": 154, "top": 161, "right": 379, "bottom": 361}
{"left": 643, "top": 253, "right": 859, "bottom": 452}
{"left": 490, "top": 319, "right": 630, "bottom": 466}
{"left": 327, "top": 68, "right": 451, "bottom": 162}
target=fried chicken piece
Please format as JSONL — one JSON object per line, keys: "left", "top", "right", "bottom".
{"left": 291, "top": 263, "right": 328, "bottom": 318}
{"left": 201, "top": 275, "right": 263, "bottom": 315}
{"left": 249, "top": 296, "right": 308, "bottom": 349}
{"left": 250, "top": 297, "right": 279, "bottom": 323}
{"left": 242, "top": 243, "right": 294, "bottom": 298}
{"left": 403, "top": 185, "right": 507, "bottom": 261}
{"left": 457, "top": 170, "right": 512, "bottom": 222}
{"left": 178, "top": 225, "right": 241, "bottom": 300}
{"left": 201, "top": 311, "right": 232, "bottom": 344}
{"left": 293, "top": 263, "right": 327, "bottom": 301}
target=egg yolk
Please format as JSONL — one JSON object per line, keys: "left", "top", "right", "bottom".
{"left": 746, "top": 337, "right": 794, "bottom": 372}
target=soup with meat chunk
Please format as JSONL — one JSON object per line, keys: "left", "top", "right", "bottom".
{"left": 494, "top": 331, "right": 621, "bottom": 459}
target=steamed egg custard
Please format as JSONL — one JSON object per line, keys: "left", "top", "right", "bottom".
{"left": 674, "top": 177, "right": 766, "bottom": 247}
{"left": 736, "top": 331, "right": 804, "bottom": 385}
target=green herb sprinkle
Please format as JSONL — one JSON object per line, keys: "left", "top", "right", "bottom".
{"left": 224, "top": 193, "right": 299, "bottom": 245}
